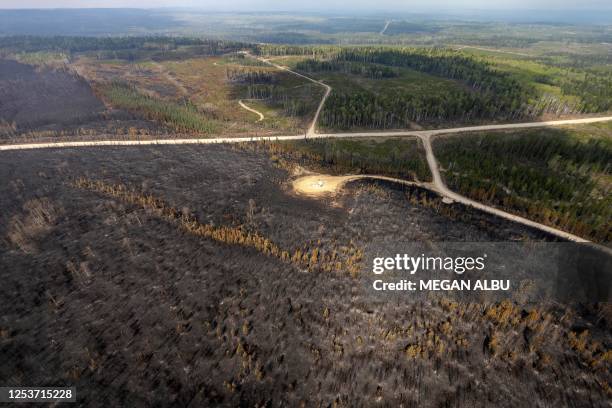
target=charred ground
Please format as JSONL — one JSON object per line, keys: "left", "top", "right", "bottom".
{"left": 0, "top": 60, "right": 104, "bottom": 132}
{"left": 0, "top": 145, "right": 610, "bottom": 407}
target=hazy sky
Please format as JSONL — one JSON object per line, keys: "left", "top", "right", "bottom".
{"left": 2, "top": 0, "right": 611, "bottom": 11}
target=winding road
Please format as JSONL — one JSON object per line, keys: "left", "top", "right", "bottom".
{"left": 1, "top": 52, "right": 611, "bottom": 245}
{"left": 253, "top": 53, "right": 332, "bottom": 136}
{"left": 238, "top": 100, "right": 265, "bottom": 122}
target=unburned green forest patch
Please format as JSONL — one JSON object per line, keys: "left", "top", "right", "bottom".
{"left": 434, "top": 126, "right": 612, "bottom": 242}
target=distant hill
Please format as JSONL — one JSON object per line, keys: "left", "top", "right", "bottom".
{"left": 0, "top": 9, "right": 184, "bottom": 36}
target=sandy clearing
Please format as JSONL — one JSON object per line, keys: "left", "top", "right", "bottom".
{"left": 292, "top": 174, "right": 423, "bottom": 197}
{"left": 293, "top": 175, "right": 361, "bottom": 196}
{"left": 292, "top": 164, "right": 612, "bottom": 255}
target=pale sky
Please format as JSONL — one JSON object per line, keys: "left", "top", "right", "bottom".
{"left": 1, "top": 0, "right": 611, "bottom": 11}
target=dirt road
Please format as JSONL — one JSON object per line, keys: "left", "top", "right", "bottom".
{"left": 251, "top": 53, "right": 332, "bottom": 136}
{"left": 380, "top": 21, "right": 391, "bottom": 35}
{"left": 2, "top": 117, "right": 611, "bottom": 151}
{"left": 238, "top": 100, "right": 265, "bottom": 122}
{"left": 291, "top": 136, "right": 608, "bottom": 247}
{"left": 418, "top": 133, "right": 593, "bottom": 243}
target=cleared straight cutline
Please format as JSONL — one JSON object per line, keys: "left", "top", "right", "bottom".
{"left": 380, "top": 20, "right": 391, "bottom": 35}
{"left": 238, "top": 99, "right": 265, "bottom": 122}
{"left": 150, "top": 61, "right": 189, "bottom": 97}
{"left": 454, "top": 45, "right": 532, "bottom": 57}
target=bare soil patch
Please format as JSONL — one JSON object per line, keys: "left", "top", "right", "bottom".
{"left": 292, "top": 174, "right": 360, "bottom": 196}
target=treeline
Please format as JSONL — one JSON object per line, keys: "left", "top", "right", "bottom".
{"left": 0, "top": 36, "right": 248, "bottom": 59}
{"left": 260, "top": 45, "right": 612, "bottom": 122}
{"left": 320, "top": 88, "right": 513, "bottom": 129}
{"left": 539, "top": 53, "right": 612, "bottom": 70}
{"left": 253, "top": 138, "right": 432, "bottom": 182}
{"left": 259, "top": 46, "right": 546, "bottom": 125}
{"left": 434, "top": 130, "right": 612, "bottom": 242}
{"left": 254, "top": 44, "right": 340, "bottom": 58}
{"left": 223, "top": 52, "right": 270, "bottom": 67}
{"left": 314, "top": 47, "right": 612, "bottom": 128}
{"left": 295, "top": 59, "right": 398, "bottom": 79}
{"left": 334, "top": 48, "right": 534, "bottom": 112}
{"left": 561, "top": 74, "right": 612, "bottom": 112}
{"left": 252, "top": 32, "right": 335, "bottom": 45}
{"left": 257, "top": 45, "right": 531, "bottom": 104}
{"left": 456, "top": 36, "right": 538, "bottom": 48}
{"left": 226, "top": 68, "right": 276, "bottom": 84}
{"left": 97, "top": 82, "right": 215, "bottom": 134}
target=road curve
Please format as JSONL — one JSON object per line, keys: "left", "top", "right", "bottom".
{"left": 250, "top": 53, "right": 332, "bottom": 136}
{"left": 238, "top": 100, "right": 265, "bottom": 122}
{"left": 418, "top": 133, "right": 592, "bottom": 243}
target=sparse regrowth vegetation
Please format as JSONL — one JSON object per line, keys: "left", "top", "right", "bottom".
{"left": 434, "top": 124, "right": 612, "bottom": 242}
{"left": 97, "top": 82, "right": 216, "bottom": 134}
{"left": 226, "top": 60, "right": 324, "bottom": 130}
{"left": 71, "top": 176, "right": 363, "bottom": 276}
